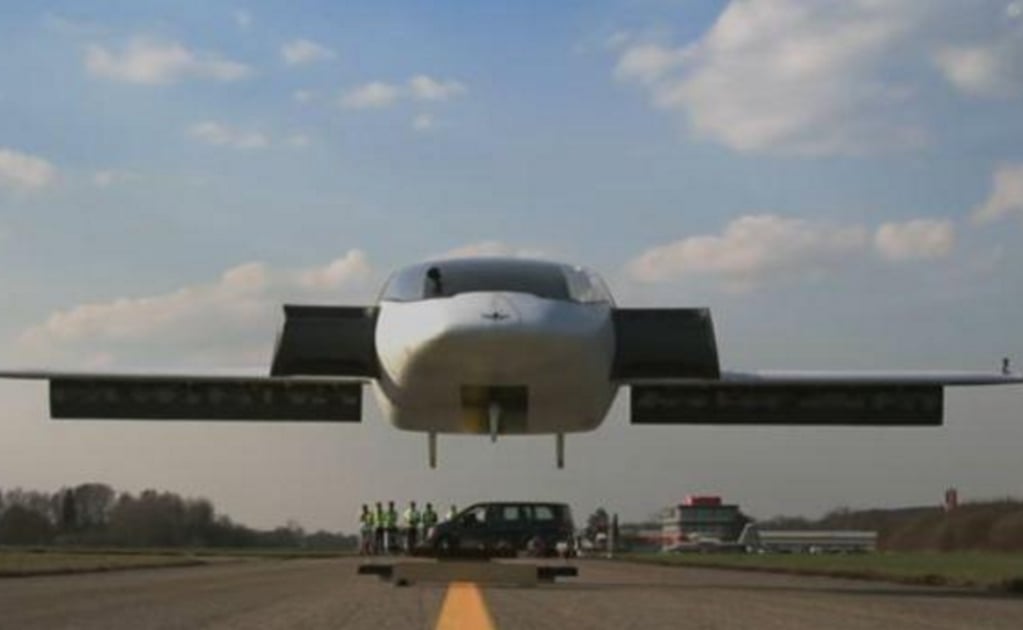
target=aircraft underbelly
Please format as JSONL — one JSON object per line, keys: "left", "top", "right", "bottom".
{"left": 373, "top": 294, "right": 617, "bottom": 434}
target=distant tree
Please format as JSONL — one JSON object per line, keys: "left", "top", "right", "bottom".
{"left": 60, "top": 489, "right": 77, "bottom": 532}
{"left": 0, "top": 504, "right": 55, "bottom": 545}
{"left": 73, "top": 483, "right": 115, "bottom": 530}
{"left": 585, "top": 507, "right": 609, "bottom": 540}
{"left": 183, "top": 498, "right": 215, "bottom": 546}
{"left": 304, "top": 530, "right": 358, "bottom": 550}
{"left": 2, "top": 488, "right": 55, "bottom": 523}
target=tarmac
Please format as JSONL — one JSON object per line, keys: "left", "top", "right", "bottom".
{"left": 1, "top": 556, "right": 1021, "bottom": 629}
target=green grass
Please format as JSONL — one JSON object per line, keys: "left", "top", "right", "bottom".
{"left": 0, "top": 546, "right": 354, "bottom": 577}
{"left": 619, "top": 551, "right": 1023, "bottom": 591}
{"left": 0, "top": 550, "right": 206, "bottom": 577}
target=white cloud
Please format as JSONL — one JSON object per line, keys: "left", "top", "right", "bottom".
{"left": 340, "top": 75, "right": 466, "bottom": 110}
{"left": 408, "top": 75, "right": 465, "bottom": 101}
{"left": 973, "top": 162, "right": 1023, "bottom": 224}
{"left": 614, "top": 43, "right": 687, "bottom": 85}
{"left": 0, "top": 147, "right": 57, "bottom": 191}
{"left": 85, "top": 38, "right": 252, "bottom": 85}
{"left": 281, "top": 38, "right": 336, "bottom": 66}
{"left": 626, "top": 214, "right": 868, "bottom": 288}
{"left": 92, "top": 169, "right": 136, "bottom": 188}
{"left": 412, "top": 113, "right": 435, "bottom": 132}
{"left": 297, "top": 250, "right": 372, "bottom": 290}
{"left": 188, "top": 121, "right": 269, "bottom": 149}
{"left": 934, "top": 40, "right": 1023, "bottom": 98}
{"left": 340, "top": 81, "right": 402, "bottom": 109}
{"left": 613, "top": 1, "right": 947, "bottom": 156}
{"left": 874, "top": 219, "right": 955, "bottom": 261}
{"left": 433, "top": 241, "right": 546, "bottom": 260}
{"left": 16, "top": 250, "right": 374, "bottom": 367}
{"left": 293, "top": 89, "right": 314, "bottom": 104}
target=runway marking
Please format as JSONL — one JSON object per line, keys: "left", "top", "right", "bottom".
{"left": 435, "top": 581, "right": 496, "bottom": 630}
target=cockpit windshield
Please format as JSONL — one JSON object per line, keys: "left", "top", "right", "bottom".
{"left": 379, "top": 258, "right": 614, "bottom": 304}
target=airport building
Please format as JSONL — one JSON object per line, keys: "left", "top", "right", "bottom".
{"left": 756, "top": 530, "right": 877, "bottom": 553}
{"left": 660, "top": 495, "right": 878, "bottom": 553}
{"left": 660, "top": 495, "right": 750, "bottom": 550}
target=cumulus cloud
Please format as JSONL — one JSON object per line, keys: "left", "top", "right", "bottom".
{"left": 614, "top": 1, "right": 928, "bottom": 155}
{"left": 613, "top": 43, "right": 687, "bottom": 85}
{"left": 340, "top": 82, "right": 402, "bottom": 109}
{"left": 613, "top": 1, "right": 1023, "bottom": 155}
{"left": 934, "top": 45, "right": 1014, "bottom": 97}
{"left": 432, "top": 241, "right": 547, "bottom": 260}
{"left": 933, "top": 13, "right": 1023, "bottom": 99}
{"left": 874, "top": 219, "right": 955, "bottom": 261}
{"left": 973, "top": 162, "right": 1023, "bottom": 223}
{"left": 340, "top": 75, "right": 466, "bottom": 110}
{"left": 0, "top": 147, "right": 57, "bottom": 191}
{"left": 16, "top": 250, "right": 374, "bottom": 367}
{"left": 408, "top": 75, "right": 466, "bottom": 101}
{"left": 626, "top": 214, "right": 868, "bottom": 288}
{"left": 85, "top": 38, "right": 252, "bottom": 84}
{"left": 188, "top": 121, "right": 269, "bottom": 149}
{"left": 281, "top": 38, "right": 336, "bottom": 65}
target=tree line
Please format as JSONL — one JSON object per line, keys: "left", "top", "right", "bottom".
{"left": 0, "top": 483, "right": 356, "bottom": 549}
{"left": 760, "top": 499, "right": 1023, "bottom": 552}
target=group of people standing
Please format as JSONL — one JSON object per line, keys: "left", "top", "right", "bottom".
{"left": 359, "top": 501, "right": 458, "bottom": 554}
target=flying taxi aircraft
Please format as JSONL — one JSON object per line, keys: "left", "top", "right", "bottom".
{"left": 2, "top": 257, "right": 1020, "bottom": 468}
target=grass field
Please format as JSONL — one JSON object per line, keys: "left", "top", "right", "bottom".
{"left": 0, "top": 547, "right": 353, "bottom": 577}
{"left": 0, "top": 551, "right": 206, "bottom": 577}
{"left": 620, "top": 551, "right": 1023, "bottom": 591}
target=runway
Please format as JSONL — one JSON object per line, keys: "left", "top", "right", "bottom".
{"left": 2, "top": 557, "right": 1020, "bottom": 629}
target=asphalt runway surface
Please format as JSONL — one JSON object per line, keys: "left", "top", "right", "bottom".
{"left": 2, "top": 557, "right": 1021, "bottom": 630}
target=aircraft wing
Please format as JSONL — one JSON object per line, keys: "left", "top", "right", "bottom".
{"left": 0, "top": 304, "right": 380, "bottom": 422}
{"left": 624, "top": 369, "right": 1021, "bottom": 427}
{"left": 0, "top": 370, "right": 367, "bottom": 422}
{"left": 611, "top": 307, "right": 1021, "bottom": 426}
{"left": 718, "top": 369, "right": 1023, "bottom": 386}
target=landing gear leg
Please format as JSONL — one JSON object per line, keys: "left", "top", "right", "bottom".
{"left": 488, "top": 402, "right": 500, "bottom": 443}
{"left": 556, "top": 433, "right": 565, "bottom": 469}
{"left": 428, "top": 432, "right": 437, "bottom": 469}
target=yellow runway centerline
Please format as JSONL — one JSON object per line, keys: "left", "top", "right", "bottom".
{"left": 435, "top": 581, "right": 497, "bottom": 630}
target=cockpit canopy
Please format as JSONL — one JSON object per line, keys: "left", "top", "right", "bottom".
{"left": 379, "top": 258, "right": 614, "bottom": 304}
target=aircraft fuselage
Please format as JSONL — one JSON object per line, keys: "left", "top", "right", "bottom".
{"left": 373, "top": 291, "right": 618, "bottom": 435}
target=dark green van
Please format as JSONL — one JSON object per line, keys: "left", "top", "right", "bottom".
{"left": 425, "top": 502, "right": 575, "bottom": 556}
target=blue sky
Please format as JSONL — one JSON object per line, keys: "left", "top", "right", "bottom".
{"left": 1, "top": 1, "right": 1022, "bottom": 529}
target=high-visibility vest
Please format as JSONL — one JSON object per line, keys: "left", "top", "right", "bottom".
{"left": 404, "top": 508, "right": 421, "bottom": 526}
{"left": 422, "top": 509, "right": 438, "bottom": 527}
{"left": 385, "top": 508, "right": 398, "bottom": 527}
{"left": 374, "top": 508, "right": 385, "bottom": 528}
{"left": 360, "top": 511, "right": 373, "bottom": 529}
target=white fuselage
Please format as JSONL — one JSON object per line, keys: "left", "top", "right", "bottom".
{"left": 372, "top": 292, "right": 618, "bottom": 435}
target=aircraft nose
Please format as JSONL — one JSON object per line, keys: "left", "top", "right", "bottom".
{"left": 478, "top": 293, "right": 520, "bottom": 324}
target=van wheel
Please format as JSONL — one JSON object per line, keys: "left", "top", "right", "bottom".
{"left": 495, "top": 539, "right": 515, "bottom": 557}
{"left": 436, "top": 535, "right": 457, "bottom": 555}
